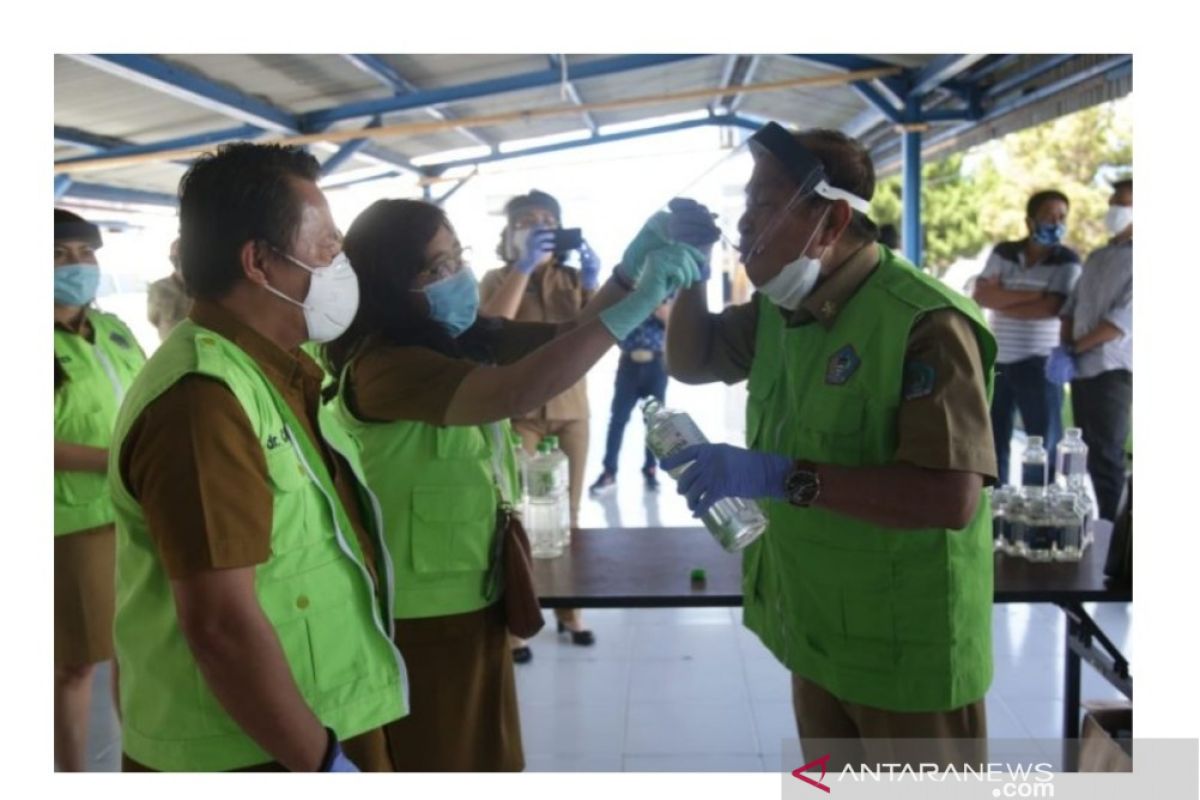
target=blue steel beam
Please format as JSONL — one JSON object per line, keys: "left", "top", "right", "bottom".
{"left": 546, "top": 55, "right": 598, "bottom": 134}
{"left": 872, "top": 55, "right": 1131, "bottom": 169}
{"left": 63, "top": 181, "right": 178, "bottom": 207}
{"left": 67, "top": 54, "right": 300, "bottom": 132}
{"left": 433, "top": 172, "right": 476, "bottom": 207}
{"left": 901, "top": 117, "right": 923, "bottom": 268}
{"left": 344, "top": 55, "right": 493, "bottom": 148}
{"left": 909, "top": 54, "right": 988, "bottom": 97}
{"left": 55, "top": 124, "right": 263, "bottom": 168}
{"left": 55, "top": 175, "right": 73, "bottom": 200}
{"left": 54, "top": 125, "right": 130, "bottom": 151}
{"left": 726, "top": 55, "right": 763, "bottom": 113}
{"left": 413, "top": 114, "right": 745, "bottom": 172}
{"left": 852, "top": 81, "right": 902, "bottom": 123}
{"left": 787, "top": 54, "right": 910, "bottom": 98}
{"left": 301, "top": 54, "right": 708, "bottom": 129}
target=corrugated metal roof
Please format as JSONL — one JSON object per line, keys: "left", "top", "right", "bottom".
{"left": 54, "top": 53, "right": 1131, "bottom": 207}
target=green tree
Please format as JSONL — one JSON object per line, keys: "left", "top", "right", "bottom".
{"left": 872, "top": 98, "right": 1132, "bottom": 273}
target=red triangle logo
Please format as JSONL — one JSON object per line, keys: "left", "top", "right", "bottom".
{"left": 791, "top": 753, "right": 832, "bottom": 793}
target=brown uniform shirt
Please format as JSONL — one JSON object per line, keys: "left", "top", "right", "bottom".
{"left": 118, "top": 299, "right": 378, "bottom": 579}
{"left": 346, "top": 321, "right": 559, "bottom": 425}
{"left": 479, "top": 259, "right": 593, "bottom": 421}
{"left": 686, "top": 246, "right": 997, "bottom": 480}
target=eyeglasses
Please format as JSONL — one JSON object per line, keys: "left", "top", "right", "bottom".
{"left": 419, "top": 246, "right": 472, "bottom": 283}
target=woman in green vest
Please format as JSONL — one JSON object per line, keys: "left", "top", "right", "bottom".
{"left": 322, "top": 199, "right": 698, "bottom": 771}
{"left": 53, "top": 209, "right": 146, "bottom": 770}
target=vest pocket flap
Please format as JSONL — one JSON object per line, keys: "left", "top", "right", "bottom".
{"left": 410, "top": 485, "right": 495, "bottom": 573}
{"left": 264, "top": 444, "right": 309, "bottom": 492}
{"left": 800, "top": 392, "right": 865, "bottom": 436}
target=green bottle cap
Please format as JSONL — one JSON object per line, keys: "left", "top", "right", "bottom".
{"left": 690, "top": 568, "right": 707, "bottom": 584}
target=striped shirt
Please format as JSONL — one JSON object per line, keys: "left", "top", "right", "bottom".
{"left": 1061, "top": 239, "right": 1132, "bottom": 379}
{"left": 980, "top": 240, "right": 1082, "bottom": 364}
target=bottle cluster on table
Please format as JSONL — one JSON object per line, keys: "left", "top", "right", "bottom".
{"left": 991, "top": 429, "right": 1095, "bottom": 562}
{"left": 516, "top": 432, "right": 571, "bottom": 559}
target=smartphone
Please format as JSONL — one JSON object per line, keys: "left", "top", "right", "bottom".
{"left": 552, "top": 228, "right": 583, "bottom": 255}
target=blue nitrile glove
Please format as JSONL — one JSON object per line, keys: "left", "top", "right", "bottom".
{"left": 667, "top": 197, "right": 721, "bottom": 280}
{"left": 600, "top": 244, "right": 701, "bottom": 340}
{"left": 616, "top": 211, "right": 672, "bottom": 285}
{"left": 660, "top": 443, "right": 792, "bottom": 517}
{"left": 324, "top": 740, "right": 360, "bottom": 772}
{"left": 515, "top": 227, "right": 556, "bottom": 275}
{"left": 1045, "top": 345, "right": 1076, "bottom": 384}
{"left": 579, "top": 239, "right": 601, "bottom": 291}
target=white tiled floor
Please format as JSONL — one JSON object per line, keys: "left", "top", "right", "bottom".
{"left": 76, "top": 358, "right": 1132, "bottom": 772}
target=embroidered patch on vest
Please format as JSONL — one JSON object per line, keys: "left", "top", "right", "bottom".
{"left": 902, "top": 360, "right": 937, "bottom": 400}
{"left": 109, "top": 331, "right": 132, "bottom": 349}
{"left": 825, "top": 345, "right": 860, "bottom": 385}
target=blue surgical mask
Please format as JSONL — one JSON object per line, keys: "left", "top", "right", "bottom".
{"left": 54, "top": 263, "right": 100, "bottom": 306}
{"left": 1031, "top": 222, "right": 1067, "bottom": 246}
{"left": 422, "top": 267, "right": 479, "bottom": 338}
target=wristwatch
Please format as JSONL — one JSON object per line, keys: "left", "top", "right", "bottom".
{"left": 784, "top": 462, "right": 821, "bottom": 508}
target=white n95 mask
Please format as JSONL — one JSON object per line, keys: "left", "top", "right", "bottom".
{"left": 265, "top": 251, "right": 360, "bottom": 343}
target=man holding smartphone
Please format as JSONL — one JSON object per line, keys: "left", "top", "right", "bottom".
{"left": 479, "top": 189, "right": 599, "bottom": 661}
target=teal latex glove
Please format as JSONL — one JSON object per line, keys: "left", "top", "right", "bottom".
{"left": 600, "top": 244, "right": 701, "bottom": 340}
{"left": 616, "top": 212, "right": 671, "bottom": 284}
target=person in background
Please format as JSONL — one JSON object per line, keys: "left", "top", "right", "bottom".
{"left": 147, "top": 237, "right": 192, "bottom": 341}
{"left": 54, "top": 208, "right": 147, "bottom": 771}
{"left": 588, "top": 298, "right": 672, "bottom": 496}
{"left": 322, "top": 198, "right": 699, "bottom": 769}
{"left": 479, "top": 190, "right": 598, "bottom": 659}
{"left": 1049, "top": 177, "right": 1133, "bottom": 520}
{"left": 973, "top": 190, "right": 1082, "bottom": 483}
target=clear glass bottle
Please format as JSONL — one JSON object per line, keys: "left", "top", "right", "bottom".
{"left": 642, "top": 398, "right": 768, "bottom": 552}
{"left": 1005, "top": 491, "right": 1028, "bottom": 558}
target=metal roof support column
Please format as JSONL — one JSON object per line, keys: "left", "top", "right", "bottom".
{"left": 901, "top": 120, "right": 923, "bottom": 269}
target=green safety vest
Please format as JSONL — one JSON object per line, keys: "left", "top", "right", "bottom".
{"left": 743, "top": 246, "right": 997, "bottom": 713}
{"left": 108, "top": 321, "right": 408, "bottom": 771}
{"left": 54, "top": 310, "right": 146, "bottom": 536}
{"left": 327, "top": 361, "right": 519, "bottom": 620}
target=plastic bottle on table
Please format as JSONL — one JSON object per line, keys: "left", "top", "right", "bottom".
{"left": 525, "top": 439, "right": 565, "bottom": 559}
{"left": 544, "top": 435, "right": 571, "bottom": 549}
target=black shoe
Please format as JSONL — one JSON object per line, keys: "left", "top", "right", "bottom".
{"left": 556, "top": 620, "right": 596, "bottom": 646}
{"left": 589, "top": 472, "right": 616, "bottom": 497}
{"left": 642, "top": 467, "right": 660, "bottom": 492}
{"left": 512, "top": 645, "right": 533, "bottom": 664}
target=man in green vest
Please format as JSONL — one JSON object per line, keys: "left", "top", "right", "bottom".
{"left": 660, "top": 123, "right": 998, "bottom": 770}
{"left": 109, "top": 142, "right": 407, "bottom": 771}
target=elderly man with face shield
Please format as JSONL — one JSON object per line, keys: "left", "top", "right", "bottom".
{"left": 660, "top": 123, "right": 999, "bottom": 769}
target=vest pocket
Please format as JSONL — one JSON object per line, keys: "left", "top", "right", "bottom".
{"left": 264, "top": 446, "right": 320, "bottom": 554}
{"left": 794, "top": 393, "right": 866, "bottom": 463}
{"left": 410, "top": 485, "right": 495, "bottom": 573}
{"left": 305, "top": 600, "right": 374, "bottom": 691}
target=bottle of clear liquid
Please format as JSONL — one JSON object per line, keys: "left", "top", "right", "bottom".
{"left": 990, "top": 486, "right": 1011, "bottom": 553}
{"left": 1022, "top": 492, "right": 1055, "bottom": 562}
{"left": 1051, "top": 490, "right": 1087, "bottom": 562}
{"left": 526, "top": 439, "right": 565, "bottom": 559}
{"left": 1055, "top": 428, "right": 1089, "bottom": 494}
{"left": 1021, "top": 435, "right": 1048, "bottom": 498}
{"left": 642, "top": 398, "right": 768, "bottom": 552}
{"left": 1005, "top": 492, "right": 1028, "bottom": 558}
{"left": 543, "top": 435, "right": 571, "bottom": 549}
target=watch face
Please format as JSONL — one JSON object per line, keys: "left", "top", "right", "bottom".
{"left": 787, "top": 468, "right": 820, "bottom": 507}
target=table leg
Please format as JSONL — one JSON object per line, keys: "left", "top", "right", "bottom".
{"left": 1062, "top": 613, "right": 1082, "bottom": 772}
